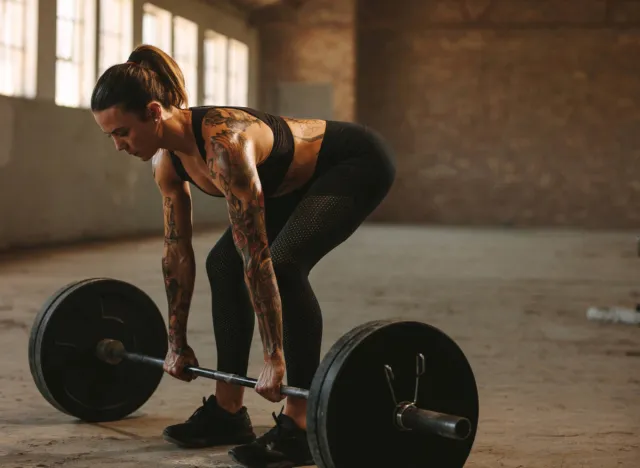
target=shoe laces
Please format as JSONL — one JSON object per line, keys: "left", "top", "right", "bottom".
{"left": 259, "top": 412, "right": 287, "bottom": 446}
{"left": 186, "top": 396, "right": 215, "bottom": 423}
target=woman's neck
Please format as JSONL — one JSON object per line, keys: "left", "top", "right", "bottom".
{"left": 158, "top": 107, "right": 194, "bottom": 154}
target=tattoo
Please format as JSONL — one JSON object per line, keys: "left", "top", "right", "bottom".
{"left": 203, "top": 108, "right": 259, "bottom": 133}
{"left": 161, "top": 194, "right": 195, "bottom": 351}
{"left": 163, "top": 197, "right": 179, "bottom": 244}
{"left": 207, "top": 159, "right": 217, "bottom": 180}
{"left": 285, "top": 117, "right": 326, "bottom": 143}
{"left": 204, "top": 109, "right": 283, "bottom": 358}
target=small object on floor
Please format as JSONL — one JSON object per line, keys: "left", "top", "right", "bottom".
{"left": 29, "top": 277, "right": 480, "bottom": 468}
{"left": 586, "top": 306, "right": 640, "bottom": 326}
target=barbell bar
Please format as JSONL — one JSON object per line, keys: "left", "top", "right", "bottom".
{"left": 95, "top": 338, "right": 472, "bottom": 440}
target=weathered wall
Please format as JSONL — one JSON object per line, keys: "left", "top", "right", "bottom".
{"left": 358, "top": 0, "right": 640, "bottom": 228}
{"left": 0, "top": 96, "right": 228, "bottom": 249}
{"left": 0, "top": 0, "right": 257, "bottom": 250}
{"left": 253, "top": 0, "right": 356, "bottom": 122}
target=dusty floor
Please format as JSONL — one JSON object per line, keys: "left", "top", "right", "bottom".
{"left": 0, "top": 224, "right": 639, "bottom": 468}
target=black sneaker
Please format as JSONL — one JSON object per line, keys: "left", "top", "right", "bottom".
{"left": 228, "top": 410, "right": 314, "bottom": 468}
{"left": 162, "top": 395, "right": 256, "bottom": 448}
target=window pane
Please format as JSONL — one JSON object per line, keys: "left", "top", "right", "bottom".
{"left": 0, "top": 0, "right": 38, "bottom": 97}
{"left": 57, "top": 0, "right": 77, "bottom": 20}
{"left": 7, "top": 0, "right": 24, "bottom": 47}
{"left": 56, "top": 60, "right": 80, "bottom": 106}
{"left": 73, "top": 17, "right": 83, "bottom": 63}
{"left": 1, "top": 2, "right": 10, "bottom": 46}
{"left": 100, "top": 0, "right": 132, "bottom": 74}
{"left": 0, "top": 49, "right": 13, "bottom": 95}
{"left": 112, "top": 0, "right": 121, "bottom": 34}
{"left": 173, "top": 16, "right": 197, "bottom": 104}
{"left": 10, "top": 46, "right": 23, "bottom": 93}
{"left": 101, "top": 0, "right": 113, "bottom": 33}
{"left": 55, "top": 0, "right": 97, "bottom": 107}
{"left": 57, "top": 18, "right": 74, "bottom": 60}
{"left": 228, "top": 39, "right": 248, "bottom": 106}
{"left": 143, "top": 4, "right": 171, "bottom": 52}
{"left": 103, "top": 36, "right": 121, "bottom": 68}
{"left": 142, "top": 12, "right": 156, "bottom": 45}
{"left": 204, "top": 31, "right": 228, "bottom": 105}
{"left": 203, "top": 38, "right": 213, "bottom": 66}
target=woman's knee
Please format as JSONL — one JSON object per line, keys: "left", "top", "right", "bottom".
{"left": 206, "top": 237, "right": 242, "bottom": 282}
{"left": 272, "top": 257, "right": 307, "bottom": 285}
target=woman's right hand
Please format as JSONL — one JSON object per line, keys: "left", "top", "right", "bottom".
{"left": 163, "top": 345, "right": 199, "bottom": 382}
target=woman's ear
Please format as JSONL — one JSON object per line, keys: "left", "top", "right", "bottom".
{"left": 146, "top": 101, "right": 163, "bottom": 123}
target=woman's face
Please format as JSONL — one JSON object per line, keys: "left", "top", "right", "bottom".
{"left": 93, "top": 104, "right": 161, "bottom": 162}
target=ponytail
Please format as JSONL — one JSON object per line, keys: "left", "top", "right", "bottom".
{"left": 91, "top": 44, "right": 189, "bottom": 116}
{"left": 127, "top": 45, "right": 189, "bottom": 108}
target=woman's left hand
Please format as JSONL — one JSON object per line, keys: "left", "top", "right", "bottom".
{"left": 256, "top": 354, "right": 286, "bottom": 402}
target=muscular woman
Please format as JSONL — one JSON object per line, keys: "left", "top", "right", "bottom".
{"left": 90, "top": 44, "right": 395, "bottom": 468}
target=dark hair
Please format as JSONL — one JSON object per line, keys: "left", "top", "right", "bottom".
{"left": 90, "top": 44, "right": 188, "bottom": 116}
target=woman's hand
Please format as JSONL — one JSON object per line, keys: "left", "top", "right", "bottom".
{"left": 163, "top": 345, "right": 199, "bottom": 382}
{"left": 255, "top": 353, "right": 286, "bottom": 402}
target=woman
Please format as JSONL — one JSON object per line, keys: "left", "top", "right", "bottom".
{"left": 91, "top": 44, "right": 395, "bottom": 468}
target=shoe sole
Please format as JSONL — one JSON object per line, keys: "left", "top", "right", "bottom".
{"left": 227, "top": 450, "right": 314, "bottom": 468}
{"left": 162, "top": 432, "right": 256, "bottom": 449}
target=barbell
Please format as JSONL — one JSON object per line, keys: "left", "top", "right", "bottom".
{"left": 28, "top": 277, "right": 480, "bottom": 468}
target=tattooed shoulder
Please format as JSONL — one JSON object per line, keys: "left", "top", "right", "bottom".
{"left": 203, "top": 108, "right": 260, "bottom": 134}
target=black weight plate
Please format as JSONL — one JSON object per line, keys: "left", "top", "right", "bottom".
{"left": 28, "top": 278, "right": 97, "bottom": 400}
{"left": 28, "top": 278, "right": 168, "bottom": 422}
{"left": 308, "top": 320, "right": 479, "bottom": 468}
{"left": 307, "top": 320, "right": 394, "bottom": 468}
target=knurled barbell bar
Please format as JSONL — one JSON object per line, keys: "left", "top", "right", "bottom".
{"left": 28, "top": 277, "right": 480, "bottom": 468}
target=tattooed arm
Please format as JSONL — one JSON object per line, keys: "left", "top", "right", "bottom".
{"left": 153, "top": 152, "right": 196, "bottom": 355}
{"left": 203, "top": 110, "right": 284, "bottom": 362}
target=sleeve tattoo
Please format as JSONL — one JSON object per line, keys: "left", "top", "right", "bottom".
{"left": 204, "top": 109, "right": 284, "bottom": 359}
{"left": 161, "top": 195, "right": 195, "bottom": 352}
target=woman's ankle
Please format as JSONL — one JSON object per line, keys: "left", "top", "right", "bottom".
{"left": 215, "top": 382, "right": 245, "bottom": 414}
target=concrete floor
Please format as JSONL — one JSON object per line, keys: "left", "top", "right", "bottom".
{"left": 0, "top": 224, "right": 639, "bottom": 467}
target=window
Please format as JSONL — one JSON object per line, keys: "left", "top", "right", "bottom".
{"left": 0, "top": 0, "right": 38, "bottom": 98}
{"left": 203, "top": 32, "right": 249, "bottom": 107}
{"left": 203, "top": 30, "right": 227, "bottom": 106}
{"left": 55, "top": 0, "right": 97, "bottom": 108}
{"left": 142, "top": 3, "right": 171, "bottom": 54}
{"left": 227, "top": 39, "right": 248, "bottom": 106}
{"left": 98, "top": 0, "right": 133, "bottom": 76}
{"left": 172, "top": 16, "right": 197, "bottom": 106}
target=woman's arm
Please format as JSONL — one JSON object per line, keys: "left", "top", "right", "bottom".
{"left": 153, "top": 152, "right": 196, "bottom": 355}
{"left": 203, "top": 110, "right": 284, "bottom": 362}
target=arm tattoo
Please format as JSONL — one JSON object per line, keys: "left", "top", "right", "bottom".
{"left": 204, "top": 109, "right": 284, "bottom": 359}
{"left": 163, "top": 197, "right": 180, "bottom": 244}
{"left": 161, "top": 195, "right": 195, "bottom": 352}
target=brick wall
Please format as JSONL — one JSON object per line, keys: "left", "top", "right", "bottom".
{"left": 253, "top": 0, "right": 640, "bottom": 228}
{"left": 252, "top": 0, "right": 356, "bottom": 122}
{"left": 358, "top": 0, "right": 640, "bottom": 228}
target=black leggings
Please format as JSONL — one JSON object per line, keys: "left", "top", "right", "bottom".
{"left": 205, "top": 121, "right": 396, "bottom": 390}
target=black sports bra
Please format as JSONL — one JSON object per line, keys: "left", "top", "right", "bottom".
{"left": 169, "top": 106, "right": 295, "bottom": 198}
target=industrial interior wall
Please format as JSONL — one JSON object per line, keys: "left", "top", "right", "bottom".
{"left": 358, "top": 0, "right": 640, "bottom": 228}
